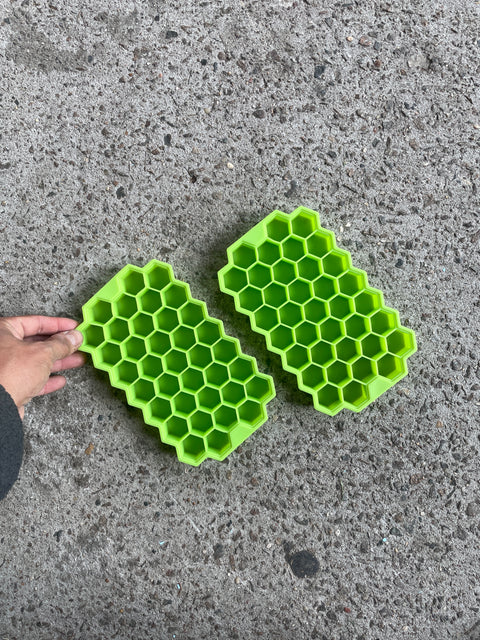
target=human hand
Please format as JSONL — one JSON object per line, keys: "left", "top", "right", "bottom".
{"left": 0, "top": 316, "right": 85, "bottom": 419}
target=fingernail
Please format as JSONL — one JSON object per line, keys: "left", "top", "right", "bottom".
{"left": 64, "top": 329, "right": 83, "bottom": 347}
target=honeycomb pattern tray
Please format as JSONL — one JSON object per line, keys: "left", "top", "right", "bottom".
{"left": 77, "top": 260, "right": 275, "bottom": 466}
{"left": 218, "top": 207, "right": 416, "bottom": 416}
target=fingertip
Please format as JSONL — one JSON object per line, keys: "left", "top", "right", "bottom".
{"left": 51, "top": 351, "right": 86, "bottom": 373}
{"left": 64, "top": 329, "right": 84, "bottom": 349}
{"left": 38, "top": 375, "right": 67, "bottom": 396}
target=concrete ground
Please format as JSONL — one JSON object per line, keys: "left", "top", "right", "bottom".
{"left": 1, "top": 0, "right": 479, "bottom": 638}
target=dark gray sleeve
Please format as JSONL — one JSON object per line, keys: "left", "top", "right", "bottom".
{"left": 0, "top": 385, "right": 23, "bottom": 501}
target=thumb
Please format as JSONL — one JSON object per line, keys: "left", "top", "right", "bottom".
{"left": 43, "top": 329, "right": 83, "bottom": 363}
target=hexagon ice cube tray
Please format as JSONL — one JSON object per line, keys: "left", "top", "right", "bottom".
{"left": 77, "top": 260, "right": 275, "bottom": 466}
{"left": 218, "top": 207, "right": 416, "bottom": 416}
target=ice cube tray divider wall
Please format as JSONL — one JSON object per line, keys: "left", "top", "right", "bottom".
{"left": 77, "top": 260, "right": 276, "bottom": 466}
{"left": 218, "top": 207, "right": 416, "bottom": 416}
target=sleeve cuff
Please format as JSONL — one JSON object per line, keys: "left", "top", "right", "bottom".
{"left": 0, "top": 384, "right": 24, "bottom": 501}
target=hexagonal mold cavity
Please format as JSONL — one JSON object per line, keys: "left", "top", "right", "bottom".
{"left": 122, "top": 336, "right": 147, "bottom": 360}
{"left": 322, "top": 250, "right": 351, "bottom": 277}
{"left": 197, "top": 386, "right": 221, "bottom": 411}
{"left": 229, "top": 358, "right": 255, "bottom": 382}
{"left": 245, "top": 376, "right": 272, "bottom": 402}
{"left": 180, "top": 367, "right": 205, "bottom": 392}
{"left": 307, "top": 231, "right": 334, "bottom": 258}
{"left": 172, "top": 326, "right": 196, "bottom": 350}
{"left": 248, "top": 264, "right": 272, "bottom": 288}
{"left": 294, "top": 321, "right": 318, "bottom": 347}
{"left": 218, "top": 207, "right": 416, "bottom": 416}
{"left": 301, "top": 364, "right": 325, "bottom": 390}
{"left": 335, "top": 337, "right": 359, "bottom": 363}
{"left": 315, "top": 384, "right": 342, "bottom": 413}
{"left": 338, "top": 269, "right": 367, "bottom": 296}
{"left": 238, "top": 286, "right": 263, "bottom": 312}
{"left": 342, "top": 380, "right": 369, "bottom": 409}
{"left": 214, "top": 406, "right": 237, "bottom": 430}
{"left": 180, "top": 435, "right": 206, "bottom": 464}
{"left": 254, "top": 305, "right": 279, "bottom": 331}
{"left": 189, "top": 410, "right": 214, "bottom": 435}
{"left": 361, "top": 334, "right": 384, "bottom": 359}
{"left": 304, "top": 298, "right": 328, "bottom": 323}
{"left": 377, "top": 353, "right": 406, "bottom": 380}
{"left": 329, "top": 295, "right": 353, "bottom": 320}
{"left": 269, "top": 324, "right": 294, "bottom": 351}
{"left": 370, "top": 308, "right": 397, "bottom": 336}
{"left": 386, "top": 329, "right": 416, "bottom": 357}
{"left": 165, "top": 416, "right": 189, "bottom": 442}
{"left": 285, "top": 344, "right": 309, "bottom": 370}
{"left": 146, "top": 263, "right": 171, "bottom": 291}
{"left": 131, "top": 313, "right": 155, "bottom": 337}
{"left": 354, "top": 288, "right": 383, "bottom": 316}
{"left": 310, "top": 340, "right": 334, "bottom": 366}
{"left": 122, "top": 269, "right": 146, "bottom": 295}
{"left": 288, "top": 279, "right": 312, "bottom": 304}
{"left": 78, "top": 260, "right": 275, "bottom": 465}
{"left": 173, "top": 391, "right": 197, "bottom": 416}
{"left": 162, "top": 283, "right": 188, "bottom": 309}
{"left": 282, "top": 236, "right": 306, "bottom": 262}
{"left": 139, "top": 289, "right": 162, "bottom": 314}
{"left": 154, "top": 307, "right": 179, "bottom": 332}
{"left": 222, "top": 267, "right": 248, "bottom": 293}
{"left": 130, "top": 378, "right": 156, "bottom": 404}
{"left": 97, "top": 342, "right": 122, "bottom": 367}
{"left": 297, "top": 256, "right": 321, "bottom": 281}
{"left": 279, "top": 301, "right": 303, "bottom": 327}
{"left": 164, "top": 349, "right": 188, "bottom": 374}
{"left": 105, "top": 318, "right": 130, "bottom": 342}
{"left": 345, "top": 314, "right": 368, "bottom": 340}
{"left": 179, "top": 301, "right": 206, "bottom": 327}
{"left": 140, "top": 354, "right": 163, "bottom": 379}
{"left": 273, "top": 260, "right": 296, "bottom": 285}
{"left": 147, "top": 331, "right": 171, "bottom": 356}
{"left": 290, "top": 209, "right": 317, "bottom": 237}
{"left": 212, "top": 339, "right": 237, "bottom": 364}
{"left": 156, "top": 373, "right": 180, "bottom": 397}
{"left": 205, "top": 361, "right": 229, "bottom": 386}
{"left": 313, "top": 275, "right": 337, "bottom": 300}
{"left": 89, "top": 300, "right": 113, "bottom": 324}
{"left": 264, "top": 282, "right": 288, "bottom": 307}
{"left": 189, "top": 344, "right": 213, "bottom": 369}
{"left": 257, "top": 240, "right": 281, "bottom": 265}
{"left": 114, "top": 295, "right": 138, "bottom": 319}
{"left": 83, "top": 324, "right": 105, "bottom": 348}
{"left": 326, "top": 361, "right": 349, "bottom": 387}
{"left": 238, "top": 400, "right": 264, "bottom": 425}
{"left": 319, "top": 318, "right": 343, "bottom": 343}
{"left": 222, "top": 381, "right": 246, "bottom": 406}
{"left": 352, "top": 357, "right": 377, "bottom": 383}
{"left": 206, "top": 430, "right": 231, "bottom": 457}
{"left": 111, "top": 360, "right": 139, "bottom": 387}
{"left": 196, "top": 320, "right": 221, "bottom": 345}
{"left": 232, "top": 244, "right": 256, "bottom": 269}
{"left": 146, "top": 396, "right": 172, "bottom": 423}
{"left": 265, "top": 215, "right": 290, "bottom": 242}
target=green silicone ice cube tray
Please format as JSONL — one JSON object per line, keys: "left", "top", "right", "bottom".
{"left": 77, "top": 260, "right": 275, "bottom": 466}
{"left": 218, "top": 207, "right": 416, "bottom": 416}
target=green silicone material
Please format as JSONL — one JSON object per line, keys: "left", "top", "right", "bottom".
{"left": 77, "top": 260, "right": 276, "bottom": 466}
{"left": 218, "top": 207, "right": 417, "bottom": 416}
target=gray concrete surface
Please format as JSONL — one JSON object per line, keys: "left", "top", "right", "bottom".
{"left": 1, "top": 0, "right": 479, "bottom": 638}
